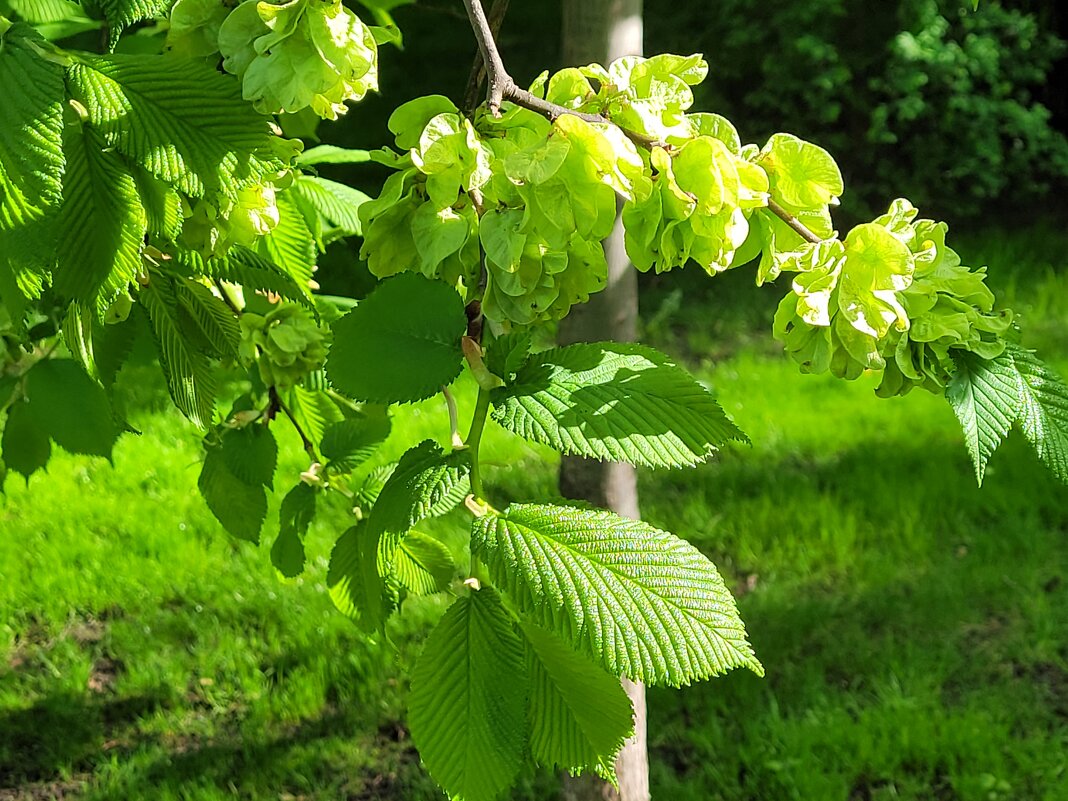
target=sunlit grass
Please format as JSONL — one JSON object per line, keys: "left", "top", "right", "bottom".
{"left": 1, "top": 223, "right": 1067, "bottom": 800}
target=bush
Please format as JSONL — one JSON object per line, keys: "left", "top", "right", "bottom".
{"left": 648, "top": 0, "right": 1068, "bottom": 221}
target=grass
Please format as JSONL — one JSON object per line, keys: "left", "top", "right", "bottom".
{"left": 2, "top": 222, "right": 1067, "bottom": 800}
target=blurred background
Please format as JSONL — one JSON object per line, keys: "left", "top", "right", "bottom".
{"left": 2, "top": 1, "right": 1068, "bottom": 799}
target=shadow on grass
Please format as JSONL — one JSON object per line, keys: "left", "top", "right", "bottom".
{"left": 0, "top": 684, "right": 439, "bottom": 801}
{"left": 0, "top": 692, "right": 167, "bottom": 786}
{"left": 639, "top": 435, "right": 1068, "bottom": 801}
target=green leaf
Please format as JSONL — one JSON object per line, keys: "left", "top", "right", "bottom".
{"left": 330, "top": 441, "right": 468, "bottom": 630}
{"left": 286, "top": 385, "right": 343, "bottom": 449}
{"left": 395, "top": 530, "right": 455, "bottom": 595}
{"left": 368, "top": 440, "right": 470, "bottom": 558}
{"left": 0, "top": 22, "right": 65, "bottom": 223}
{"left": 761, "top": 132, "right": 843, "bottom": 208}
{"left": 320, "top": 406, "right": 391, "bottom": 472}
{"left": 326, "top": 273, "right": 467, "bottom": 403}
{"left": 388, "top": 94, "right": 458, "bottom": 151}
{"left": 139, "top": 273, "right": 218, "bottom": 428}
{"left": 485, "top": 330, "right": 532, "bottom": 383}
{"left": 2, "top": 400, "right": 51, "bottom": 479}
{"left": 67, "top": 54, "right": 279, "bottom": 198}
{"left": 491, "top": 342, "right": 747, "bottom": 469}
{"left": 295, "top": 145, "right": 373, "bottom": 166}
{"left": 7, "top": 0, "right": 86, "bottom": 24}
{"left": 408, "top": 589, "right": 526, "bottom": 801}
{"left": 0, "top": 23, "right": 66, "bottom": 304}
{"left": 219, "top": 424, "right": 277, "bottom": 489}
{"left": 255, "top": 189, "right": 316, "bottom": 287}
{"left": 172, "top": 277, "right": 241, "bottom": 360}
{"left": 1008, "top": 345, "right": 1068, "bottom": 484}
{"left": 522, "top": 620, "right": 633, "bottom": 780}
{"left": 203, "top": 246, "right": 315, "bottom": 311}
{"left": 132, "top": 166, "right": 182, "bottom": 242}
{"left": 90, "top": 0, "right": 170, "bottom": 37}
{"left": 327, "top": 522, "right": 399, "bottom": 632}
{"left": 52, "top": 123, "right": 146, "bottom": 313}
{"left": 271, "top": 483, "right": 316, "bottom": 577}
{"left": 473, "top": 503, "right": 763, "bottom": 687}
{"left": 947, "top": 349, "right": 1018, "bottom": 484}
{"left": 353, "top": 462, "right": 395, "bottom": 510}
{"left": 198, "top": 443, "right": 267, "bottom": 543}
{"left": 26, "top": 359, "right": 118, "bottom": 458}
{"left": 293, "top": 175, "right": 369, "bottom": 240}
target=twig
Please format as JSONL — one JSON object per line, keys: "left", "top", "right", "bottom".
{"left": 766, "top": 199, "right": 823, "bottom": 244}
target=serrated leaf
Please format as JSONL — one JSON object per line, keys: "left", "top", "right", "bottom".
{"left": 293, "top": 175, "right": 369, "bottom": 239}
{"left": 0, "top": 23, "right": 66, "bottom": 304}
{"left": 67, "top": 54, "right": 279, "bottom": 198}
{"left": 320, "top": 406, "right": 391, "bottom": 472}
{"left": 7, "top": 0, "right": 85, "bottom": 24}
{"left": 26, "top": 359, "right": 118, "bottom": 458}
{"left": 202, "top": 246, "right": 315, "bottom": 311}
{"left": 139, "top": 273, "right": 217, "bottom": 428}
{"left": 486, "top": 330, "right": 532, "bottom": 383}
{"left": 218, "top": 424, "right": 277, "bottom": 489}
{"left": 173, "top": 277, "right": 240, "bottom": 359}
{"left": 0, "top": 22, "right": 65, "bottom": 222}
{"left": 947, "top": 350, "right": 1019, "bottom": 484}
{"left": 271, "top": 483, "right": 316, "bottom": 577}
{"left": 395, "top": 530, "right": 454, "bottom": 595}
{"left": 255, "top": 189, "right": 316, "bottom": 287}
{"left": 522, "top": 620, "right": 633, "bottom": 780}
{"left": 2, "top": 400, "right": 51, "bottom": 479}
{"left": 198, "top": 443, "right": 266, "bottom": 542}
{"left": 353, "top": 462, "right": 395, "bottom": 511}
{"left": 1009, "top": 345, "right": 1068, "bottom": 484}
{"left": 332, "top": 441, "right": 469, "bottom": 629}
{"left": 52, "top": 123, "right": 145, "bottom": 313}
{"left": 408, "top": 589, "right": 526, "bottom": 801}
{"left": 326, "top": 273, "right": 467, "bottom": 403}
{"left": 368, "top": 441, "right": 470, "bottom": 557}
{"left": 132, "top": 166, "right": 182, "bottom": 242}
{"left": 327, "top": 522, "right": 398, "bottom": 632}
{"left": 287, "top": 385, "right": 343, "bottom": 449}
{"left": 473, "top": 503, "right": 762, "bottom": 687}
{"left": 90, "top": 0, "right": 169, "bottom": 37}
{"left": 491, "top": 342, "right": 747, "bottom": 469}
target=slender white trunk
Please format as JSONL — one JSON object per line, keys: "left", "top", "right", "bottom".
{"left": 559, "top": 3, "right": 649, "bottom": 801}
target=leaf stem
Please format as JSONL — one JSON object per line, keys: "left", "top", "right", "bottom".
{"left": 270, "top": 386, "right": 319, "bottom": 461}
{"left": 465, "top": 387, "right": 491, "bottom": 501}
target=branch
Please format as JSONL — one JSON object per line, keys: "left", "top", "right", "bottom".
{"left": 460, "top": 0, "right": 658, "bottom": 148}
{"left": 462, "top": 0, "right": 510, "bottom": 114}
{"left": 461, "top": 0, "right": 824, "bottom": 242}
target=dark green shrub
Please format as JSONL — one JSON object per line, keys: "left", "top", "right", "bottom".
{"left": 648, "top": 0, "right": 1068, "bottom": 221}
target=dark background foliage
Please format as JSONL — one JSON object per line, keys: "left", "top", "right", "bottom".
{"left": 335, "top": 0, "right": 1068, "bottom": 225}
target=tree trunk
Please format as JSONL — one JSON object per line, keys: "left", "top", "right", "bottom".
{"left": 558, "top": 3, "right": 648, "bottom": 801}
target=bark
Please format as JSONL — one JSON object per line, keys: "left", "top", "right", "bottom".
{"left": 559, "top": 3, "right": 648, "bottom": 801}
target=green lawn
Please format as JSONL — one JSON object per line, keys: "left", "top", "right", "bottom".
{"left": 2, "top": 225, "right": 1067, "bottom": 800}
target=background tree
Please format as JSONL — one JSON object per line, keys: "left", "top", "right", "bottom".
{"left": 557, "top": 2, "right": 648, "bottom": 801}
